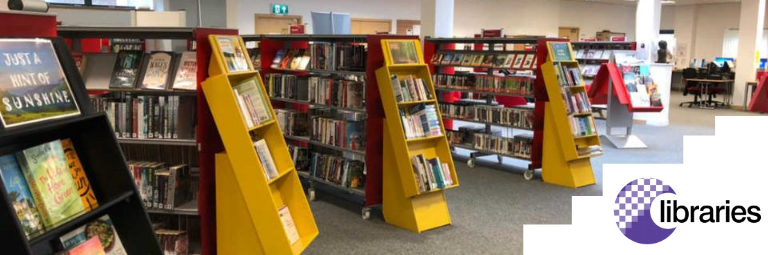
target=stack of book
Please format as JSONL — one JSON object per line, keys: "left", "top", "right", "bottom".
{"left": 334, "top": 44, "right": 367, "bottom": 71}
{"left": 410, "top": 154, "right": 454, "bottom": 193}
{"left": 90, "top": 94, "right": 196, "bottom": 140}
{"left": 512, "top": 134, "right": 534, "bottom": 159}
{"left": 272, "top": 43, "right": 367, "bottom": 72}
{"left": 473, "top": 133, "right": 516, "bottom": 156}
{"left": 432, "top": 74, "right": 472, "bottom": 89}
{"left": 310, "top": 116, "right": 366, "bottom": 151}
{"left": 432, "top": 73, "right": 534, "bottom": 95}
{"left": 254, "top": 139, "right": 280, "bottom": 181}
{"left": 275, "top": 109, "right": 309, "bottom": 136}
{"left": 568, "top": 116, "right": 597, "bottom": 137}
{"left": 233, "top": 77, "right": 273, "bottom": 128}
{"left": 562, "top": 90, "right": 591, "bottom": 115}
{"left": 270, "top": 48, "right": 311, "bottom": 70}
{"left": 309, "top": 152, "right": 365, "bottom": 189}
{"left": 440, "top": 103, "right": 534, "bottom": 129}
{"left": 390, "top": 75, "right": 433, "bottom": 103}
{"left": 127, "top": 162, "right": 191, "bottom": 210}
{"left": 308, "top": 77, "right": 365, "bottom": 110}
{"left": 309, "top": 43, "right": 333, "bottom": 71}
{"left": 400, "top": 103, "right": 442, "bottom": 139}
{"left": 446, "top": 126, "right": 485, "bottom": 146}
{"left": 155, "top": 229, "right": 189, "bottom": 255}
{"left": 82, "top": 50, "right": 198, "bottom": 91}
{"left": 268, "top": 73, "right": 306, "bottom": 100}
{"left": 577, "top": 145, "right": 603, "bottom": 157}
{"left": 288, "top": 145, "right": 310, "bottom": 172}
{"left": 554, "top": 63, "right": 583, "bottom": 87}
{"left": 430, "top": 52, "right": 537, "bottom": 69}
{"left": 0, "top": 139, "right": 98, "bottom": 240}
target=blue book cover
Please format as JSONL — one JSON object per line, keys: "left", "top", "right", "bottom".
{"left": 0, "top": 154, "right": 45, "bottom": 239}
{"left": 428, "top": 158, "right": 445, "bottom": 189}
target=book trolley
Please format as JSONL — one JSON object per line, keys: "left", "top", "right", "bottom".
{"left": 250, "top": 34, "right": 418, "bottom": 219}
{"left": 0, "top": 35, "right": 162, "bottom": 254}
{"left": 375, "top": 39, "right": 459, "bottom": 233}
{"left": 539, "top": 41, "right": 603, "bottom": 188}
{"left": 59, "top": 26, "right": 239, "bottom": 255}
{"left": 201, "top": 35, "right": 318, "bottom": 255}
{"left": 424, "top": 37, "right": 539, "bottom": 179}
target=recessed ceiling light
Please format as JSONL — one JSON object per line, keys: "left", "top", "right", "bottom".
{"left": 661, "top": 0, "right": 675, "bottom": 4}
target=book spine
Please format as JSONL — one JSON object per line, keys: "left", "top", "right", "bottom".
{"left": 132, "top": 97, "right": 138, "bottom": 138}
{"left": 17, "top": 155, "right": 53, "bottom": 227}
{"left": 164, "top": 96, "right": 170, "bottom": 139}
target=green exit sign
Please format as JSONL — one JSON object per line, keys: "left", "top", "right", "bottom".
{"left": 272, "top": 4, "right": 289, "bottom": 15}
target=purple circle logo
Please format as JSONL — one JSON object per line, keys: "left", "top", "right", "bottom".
{"left": 614, "top": 178, "right": 676, "bottom": 244}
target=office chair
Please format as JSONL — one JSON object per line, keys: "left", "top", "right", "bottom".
{"left": 679, "top": 68, "right": 702, "bottom": 107}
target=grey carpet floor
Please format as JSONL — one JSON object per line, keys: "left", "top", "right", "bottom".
{"left": 302, "top": 92, "right": 762, "bottom": 255}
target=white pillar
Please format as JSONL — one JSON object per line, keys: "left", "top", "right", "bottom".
{"left": 635, "top": 0, "right": 662, "bottom": 60}
{"left": 420, "top": 0, "right": 454, "bottom": 38}
{"left": 734, "top": 0, "right": 766, "bottom": 109}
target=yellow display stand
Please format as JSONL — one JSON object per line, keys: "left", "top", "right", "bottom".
{"left": 540, "top": 42, "right": 603, "bottom": 188}
{"left": 375, "top": 39, "right": 459, "bottom": 233}
{"left": 202, "top": 35, "right": 318, "bottom": 254}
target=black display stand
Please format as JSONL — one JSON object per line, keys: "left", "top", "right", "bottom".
{"left": 0, "top": 38, "right": 162, "bottom": 255}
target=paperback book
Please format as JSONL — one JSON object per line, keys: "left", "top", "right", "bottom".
{"left": 254, "top": 139, "right": 280, "bottom": 181}
{"left": 214, "top": 35, "right": 250, "bottom": 73}
{"left": 0, "top": 154, "right": 45, "bottom": 239}
{"left": 233, "top": 77, "right": 272, "bottom": 128}
{"left": 109, "top": 50, "right": 144, "bottom": 88}
{"left": 171, "top": 52, "right": 198, "bottom": 90}
{"left": 60, "top": 215, "right": 127, "bottom": 255}
{"left": 140, "top": 52, "right": 174, "bottom": 90}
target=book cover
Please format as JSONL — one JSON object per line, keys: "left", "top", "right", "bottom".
{"left": 481, "top": 55, "right": 495, "bottom": 67}
{"left": 0, "top": 154, "right": 45, "bottom": 239}
{"left": 278, "top": 205, "right": 300, "bottom": 244}
{"left": 471, "top": 55, "right": 484, "bottom": 66}
{"left": 254, "top": 139, "right": 279, "bottom": 180}
{"left": 450, "top": 54, "right": 463, "bottom": 65}
{"left": 271, "top": 49, "right": 286, "bottom": 69}
{"left": 512, "top": 54, "right": 525, "bottom": 69}
{"left": 461, "top": 54, "right": 474, "bottom": 66}
{"left": 493, "top": 55, "right": 507, "bottom": 68}
{"left": 0, "top": 39, "right": 81, "bottom": 128}
{"left": 109, "top": 50, "right": 143, "bottom": 88}
{"left": 234, "top": 77, "right": 272, "bottom": 123}
{"left": 67, "top": 237, "right": 106, "bottom": 255}
{"left": 522, "top": 54, "right": 535, "bottom": 69}
{"left": 549, "top": 42, "right": 573, "bottom": 61}
{"left": 61, "top": 139, "right": 98, "bottom": 212}
{"left": 386, "top": 40, "right": 420, "bottom": 65}
{"left": 503, "top": 54, "right": 515, "bottom": 67}
{"left": 17, "top": 140, "right": 84, "bottom": 228}
{"left": 440, "top": 54, "right": 453, "bottom": 65}
{"left": 430, "top": 53, "right": 442, "bottom": 65}
{"left": 85, "top": 215, "right": 127, "bottom": 255}
{"left": 141, "top": 52, "right": 174, "bottom": 90}
{"left": 215, "top": 36, "right": 250, "bottom": 73}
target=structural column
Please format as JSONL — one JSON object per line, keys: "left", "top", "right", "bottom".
{"left": 734, "top": 0, "right": 766, "bottom": 109}
{"left": 635, "top": 0, "right": 662, "bottom": 60}
{"left": 420, "top": 0, "right": 454, "bottom": 38}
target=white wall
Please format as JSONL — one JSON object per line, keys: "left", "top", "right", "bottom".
{"left": 692, "top": 3, "right": 741, "bottom": 61}
{"left": 232, "top": 0, "right": 420, "bottom": 34}
{"left": 560, "top": 1, "right": 636, "bottom": 41}
{"left": 454, "top": 0, "right": 560, "bottom": 37}
{"left": 661, "top": 5, "right": 675, "bottom": 30}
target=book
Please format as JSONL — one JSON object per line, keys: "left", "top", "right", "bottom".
{"left": 310, "top": 115, "right": 366, "bottom": 150}
{"left": 67, "top": 237, "right": 106, "bottom": 255}
{"left": 401, "top": 103, "right": 442, "bottom": 139}
{"left": 511, "top": 54, "right": 525, "bottom": 69}
{"left": 440, "top": 54, "right": 453, "bottom": 65}
{"left": 233, "top": 77, "right": 272, "bottom": 127}
{"left": 409, "top": 154, "right": 451, "bottom": 193}
{"left": 171, "top": 52, "right": 197, "bottom": 90}
{"left": 481, "top": 55, "right": 495, "bottom": 67}
{"left": 391, "top": 75, "right": 432, "bottom": 102}
{"left": 17, "top": 140, "right": 84, "bottom": 228}
{"left": 430, "top": 53, "right": 442, "bottom": 64}
{"left": 214, "top": 35, "right": 250, "bottom": 72}
{"left": 109, "top": 50, "right": 144, "bottom": 88}
{"left": 61, "top": 215, "right": 127, "bottom": 255}
{"left": 271, "top": 49, "right": 286, "bottom": 69}
{"left": 522, "top": 54, "right": 535, "bottom": 69}
{"left": 90, "top": 95, "right": 195, "bottom": 140}
{"left": 471, "top": 55, "right": 484, "bottom": 66}
{"left": 61, "top": 139, "right": 98, "bottom": 212}
{"left": 0, "top": 39, "right": 81, "bottom": 128}
{"left": 140, "top": 52, "right": 174, "bottom": 90}
{"left": 460, "top": 54, "right": 474, "bottom": 66}
{"left": 0, "top": 154, "right": 45, "bottom": 239}
{"left": 156, "top": 229, "right": 189, "bottom": 255}
{"left": 83, "top": 53, "right": 118, "bottom": 90}
{"left": 254, "top": 139, "right": 279, "bottom": 180}
{"left": 450, "top": 54, "right": 463, "bottom": 65}
{"left": 278, "top": 205, "right": 300, "bottom": 244}
{"left": 386, "top": 40, "right": 420, "bottom": 65}
{"left": 503, "top": 54, "right": 516, "bottom": 67}
{"left": 549, "top": 42, "right": 573, "bottom": 61}
{"left": 309, "top": 152, "right": 365, "bottom": 188}
{"left": 493, "top": 54, "right": 507, "bottom": 68}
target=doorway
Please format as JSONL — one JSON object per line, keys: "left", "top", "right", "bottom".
{"left": 351, "top": 18, "right": 392, "bottom": 34}
{"left": 254, "top": 14, "right": 303, "bottom": 34}
{"left": 558, "top": 27, "right": 580, "bottom": 42}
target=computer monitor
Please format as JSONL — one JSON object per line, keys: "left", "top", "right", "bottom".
{"left": 311, "top": 11, "right": 351, "bottom": 34}
{"left": 760, "top": 58, "right": 767, "bottom": 69}
{"left": 714, "top": 57, "right": 734, "bottom": 67}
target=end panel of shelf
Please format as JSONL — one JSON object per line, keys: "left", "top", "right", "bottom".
{"left": 540, "top": 61, "right": 581, "bottom": 161}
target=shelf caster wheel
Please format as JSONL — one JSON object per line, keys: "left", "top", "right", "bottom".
{"left": 362, "top": 207, "right": 371, "bottom": 220}
{"left": 497, "top": 155, "right": 503, "bottom": 164}
{"left": 524, "top": 170, "right": 534, "bottom": 181}
{"left": 467, "top": 158, "right": 476, "bottom": 168}
{"left": 308, "top": 188, "right": 316, "bottom": 202}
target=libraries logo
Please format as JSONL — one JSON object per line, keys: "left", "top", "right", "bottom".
{"left": 614, "top": 178, "right": 676, "bottom": 244}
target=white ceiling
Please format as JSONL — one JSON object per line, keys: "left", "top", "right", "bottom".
{"left": 566, "top": 0, "right": 741, "bottom": 6}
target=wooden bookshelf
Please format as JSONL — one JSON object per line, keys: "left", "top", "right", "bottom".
{"left": 201, "top": 35, "right": 318, "bottom": 255}
{"left": 251, "top": 34, "right": 419, "bottom": 219}
{"left": 539, "top": 41, "right": 602, "bottom": 188}
{"left": 424, "top": 37, "right": 538, "bottom": 177}
{"left": 375, "top": 39, "right": 458, "bottom": 233}
{"left": 0, "top": 38, "right": 161, "bottom": 255}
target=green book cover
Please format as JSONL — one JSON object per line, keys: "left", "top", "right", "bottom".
{"left": 549, "top": 42, "right": 573, "bottom": 62}
{"left": 0, "top": 154, "right": 45, "bottom": 239}
{"left": 17, "top": 140, "right": 85, "bottom": 228}
{"left": 0, "top": 39, "right": 81, "bottom": 128}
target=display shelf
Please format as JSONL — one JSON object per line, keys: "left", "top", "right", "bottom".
{"left": 59, "top": 26, "right": 238, "bottom": 255}
{"left": 441, "top": 116, "right": 534, "bottom": 131}
{"left": 538, "top": 41, "right": 602, "bottom": 188}
{"left": 450, "top": 143, "right": 532, "bottom": 162}
{"left": 254, "top": 34, "right": 419, "bottom": 216}
{"left": 425, "top": 37, "right": 540, "bottom": 177}
{"left": 376, "top": 39, "right": 458, "bottom": 233}
{"left": 146, "top": 200, "right": 200, "bottom": 216}
{"left": 398, "top": 99, "right": 438, "bottom": 106}
{"left": 202, "top": 35, "right": 318, "bottom": 254}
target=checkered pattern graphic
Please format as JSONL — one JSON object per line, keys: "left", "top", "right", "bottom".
{"left": 614, "top": 178, "right": 671, "bottom": 233}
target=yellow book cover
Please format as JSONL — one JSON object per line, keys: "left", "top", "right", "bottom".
{"left": 61, "top": 139, "right": 99, "bottom": 211}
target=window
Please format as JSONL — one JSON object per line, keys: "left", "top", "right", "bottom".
{"left": 45, "top": 0, "right": 151, "bottom": 9}
{"left": 722, "top": 28, "right": 768, "bottom": 59}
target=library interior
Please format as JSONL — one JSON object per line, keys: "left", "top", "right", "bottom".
{"left": 0, "top": 0, "right": 766, "bottom": 254}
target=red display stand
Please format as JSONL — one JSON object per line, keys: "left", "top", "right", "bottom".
{"left": 588, "top": 63, "right": 663, "bottom": 149}
{"left": 0, "top": 11, "right": 57, "bottom": 37}
{"left": 748, "top": 75, "right": 768, "bottom": 112}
